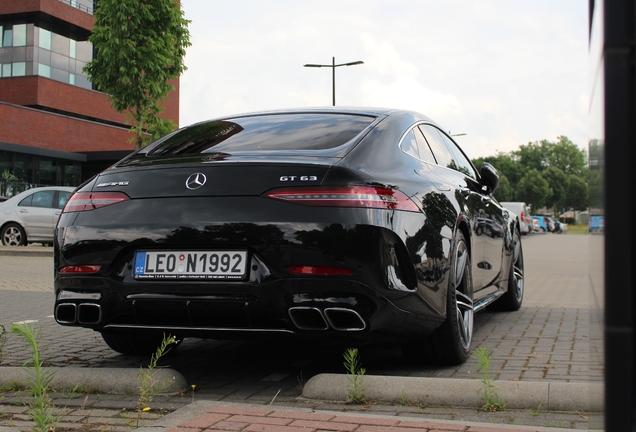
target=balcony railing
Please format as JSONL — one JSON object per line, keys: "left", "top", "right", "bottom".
{"left": 57, "top": 0, "right": 95, "bottom": 15}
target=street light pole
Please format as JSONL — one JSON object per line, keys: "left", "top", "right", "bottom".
{"left": 304, "top": 57, "right": 364, "bottom": 106}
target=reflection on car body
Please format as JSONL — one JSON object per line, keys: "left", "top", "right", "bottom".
{"left": 53, "top": 108, "right": 525, "bottom": 365}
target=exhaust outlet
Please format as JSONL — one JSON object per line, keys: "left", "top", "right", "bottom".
{"left": 78, "top": 303, "right": 102, "bottom": 325}
{"left": 56, "top": 303, "right": 77, "bottom": 324}
{"left": 324, "top": 308, "right": 366, "bottom": 331}
{"left": 288, "top": 307, "right": 328, "bottom": 331}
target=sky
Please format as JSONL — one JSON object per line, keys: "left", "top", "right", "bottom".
{"left": 178, "top": 1, "right": 588, "bottom": 159}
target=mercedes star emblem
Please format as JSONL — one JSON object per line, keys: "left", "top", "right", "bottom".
{"left": 185, "top": 173, "right": 207, "bottom": 190}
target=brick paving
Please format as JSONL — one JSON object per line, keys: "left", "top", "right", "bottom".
{"left": 0, "top": 234, "right": 603, "bottom": 431}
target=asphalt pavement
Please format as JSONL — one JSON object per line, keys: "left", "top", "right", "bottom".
{"left": 0, "top": 233, "right": 603, "bottom": 431}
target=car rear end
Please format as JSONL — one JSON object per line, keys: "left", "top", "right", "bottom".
{"left": 54, "top": 111, "right": 438, "bottom": 349}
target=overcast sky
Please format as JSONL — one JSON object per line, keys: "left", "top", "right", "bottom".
{"left": 179, "top": 1, "right": 588, "bottom": 159}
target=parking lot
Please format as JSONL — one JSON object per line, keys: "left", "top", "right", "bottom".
{"left": 0, "top": 233, "right": 603, "bottom": 430}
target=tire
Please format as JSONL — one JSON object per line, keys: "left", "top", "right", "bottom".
{"left": 402, "top": 230, "right": 474, "bottom": 365}
{"left": 101, "top": 331, "right": 182, "bottom": 356}
{"left": 488, "top": 229, "right": 524, "bottom": 311}
{"left": 1, "top": 223, "right": 27, "bottom": 246}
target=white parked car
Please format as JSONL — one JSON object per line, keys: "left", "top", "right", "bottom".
{"left": 0, "top": 186, "right": 75, "bottom": 246}
{"left": 500, "top": 202, "right": 532, "bottom": 234}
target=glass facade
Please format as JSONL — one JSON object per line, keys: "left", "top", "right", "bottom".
{"left": 0, "top": 21, "right": 92, "bottom": 89}
{"left": 0, "top": 150, "right": 81, "bottom": 198}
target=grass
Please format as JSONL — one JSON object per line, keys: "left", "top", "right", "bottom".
{"left": 565, "top": 223, "right": 589, "bottom": 235}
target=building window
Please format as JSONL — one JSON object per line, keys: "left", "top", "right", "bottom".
{"left": 12, "top": 62, "right": 26, "bottom": 76}
{"left": 0, "top": 21, "right": 92, "bottom": 88}
{"left": 38, "top": 64, "right": 51, "bottom": 78}
{"left": 2, "top": 26, "right": 12, "bottom": 47}
{"left": 13, "top": 24, "right": 26, "bottom": 46}
{"left": 39, "top": 28, "right": 51, "bottom": 50}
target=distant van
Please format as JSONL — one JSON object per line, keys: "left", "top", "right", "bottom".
{"left": 499, "top": 202, "right": 531, "bottom": 234}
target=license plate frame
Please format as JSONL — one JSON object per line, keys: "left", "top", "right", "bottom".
{"left": 133, "top": 250, "right": 248, "bottom": 280}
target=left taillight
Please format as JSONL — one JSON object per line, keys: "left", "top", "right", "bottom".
{"left": 62, "top": 192, "right": 130, "bottom": 213}
{"left": 263, "top": 186, "right": 421, "bottom": 212}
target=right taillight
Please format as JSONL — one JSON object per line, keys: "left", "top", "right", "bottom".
{"left": 263, "top": 186, "right": 421, "bottom": 212}
{"left": 63, "top": 192, "right": 130, "bottom": 213}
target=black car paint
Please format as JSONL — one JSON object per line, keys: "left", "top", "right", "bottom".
{"left": 54, "top": 108, "right": 517, "bottom": 348}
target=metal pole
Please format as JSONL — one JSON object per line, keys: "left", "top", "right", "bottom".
{"left": 332, "top": 57, "right": 336, "bottom": 106}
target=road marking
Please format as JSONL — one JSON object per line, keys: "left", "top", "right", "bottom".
{"left": 12, "top": 320, "right": 39, "bottom": 325}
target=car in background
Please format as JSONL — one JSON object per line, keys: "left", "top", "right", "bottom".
{"left": 590, "top": 216, "right": 604, "bottom": 233}
{"left": 500, "top": 202, "right": 531, "bottom": 234}
{"left": 0, "top": 186, "right": 75, "bottom": 246}
{"left": 53, "top": 108, "right": 525, "bottom": 366}
{"left": 0, "top": 196, "right": 7, "bottom": 203}
{"left": 532, "top": 215, "right": 554, "bottom": 232}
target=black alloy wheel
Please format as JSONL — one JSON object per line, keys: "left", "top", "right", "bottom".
{"left": 402, "top": 229, "right": 474, "bottom": 365}
{"left": 489, "top": 228, "right": 524, "bottom": 311}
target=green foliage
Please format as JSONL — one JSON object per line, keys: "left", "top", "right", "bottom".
{"left": 343, "top": 348, "right": 366, "bottom": 404}
{"left": 542, "top": 166, "right": 568, "bottom": 215}
{"left": 11, "top": 323, "right": 60, "bottom": 432}
{"left": 137, "top": 334, "right": 177, "bottom": 411}
{"left": 473, "top": 136, "right": 588, "bottom": 214}
{"left": 473, "top": 346, "right": 505, "bottom": 412}
{"left": 493, "top": 174, "right": 512, "bottom": 202}
{"left": 565, "top": 175, "right": 588, "bottom": 211}
{"left": 84, "top": 0, "right": 191, "bottom": 149}
{"left": 518, "top": 169, "right": 552, "bottom": 211}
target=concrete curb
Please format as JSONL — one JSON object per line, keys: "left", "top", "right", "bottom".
{"left": 0, "top": 366, "right": 188, "bottom": 395}
{"left": 302, "top": 374, "right": 603, "bottom": 412}
{"left": 0, "top": 246, "right": 53, "bottom": 257}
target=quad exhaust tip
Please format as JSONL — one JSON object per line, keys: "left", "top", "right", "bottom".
{"left": 288, "top": 306, "right": 366, "bottom": 332}
{"left": 55, "top": 302, "right": 102, "bottom": 325}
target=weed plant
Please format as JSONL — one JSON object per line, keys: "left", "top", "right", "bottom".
{"left": 0, "top": 324, "right": 7, "bottom": 361}
{"left": 133, "top": 334, "right": 177, "bottom": 427}
{"left": 11, "top": 322, "right": 60, "bottom": 432}
{"left": 473, "top": 346, "right": 505, "bottom": 412}
{"left": 343, "top": 347, "right": 366, "bottom": 403}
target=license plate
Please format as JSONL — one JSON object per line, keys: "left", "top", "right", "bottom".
{"left": 134, "top": 251, "right": 248, "bottom": 280}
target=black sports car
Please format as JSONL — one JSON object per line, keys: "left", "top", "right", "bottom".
{"left": 54, "top": 108, "right": 524, "bottom": 365}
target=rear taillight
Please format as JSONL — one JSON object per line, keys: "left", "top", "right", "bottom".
{"left": 263, "top": 186, "right": 420, "bottom": 212}
{"left": 287, "top": 266, "right": 355, "bottom": 275}
{"left": 59, "top": 265, "right": 101, "bottom": 273}
{"left": 63, "top": 192, "right": 129, "bottom": 213}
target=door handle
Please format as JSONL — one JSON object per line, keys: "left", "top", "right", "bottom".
{"left": 458, "top": 187, "right": 471, "bottom": 198}
{"left": 19, "top": 209, "right": 28, "bottom": 213}
{"left": 481, "top": 196, "right": 492, "bottom": 205}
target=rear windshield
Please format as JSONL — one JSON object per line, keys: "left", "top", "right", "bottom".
{"left": 143, "top": 113, "right": 376, "bottom": 156}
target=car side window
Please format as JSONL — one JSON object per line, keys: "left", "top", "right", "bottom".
{"left": 400, "top": 130, "right": 420, "bottom": 159}
{"left": 438, "top": 131, "right": 477, "bottom": 179}
{"left": 18, "top": 195, "right": 33, "bottom": 207}
{"left": 419, "top": 125, "right": 454, "bottom": 169}
{"left": 412, "top": 126, "right": 436, "bottom": 164}
{"left": 31, "top": 191, "right": 55, "bottom": 208}
{"left": 57, "top": 191, "right": 71, "bottom": 209}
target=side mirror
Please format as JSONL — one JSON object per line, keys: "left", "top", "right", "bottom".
{"left": 480, "top": 162, "right": 499, "bottom": 194}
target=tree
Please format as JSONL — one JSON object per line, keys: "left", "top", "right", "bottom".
{"left": 565, "top": 175, "right": 589, "bottom": 211}
{"left": 518, "top": 169, "right": 552, "bottom": 211}
{"left": 541, "top": 166, "right": 568, "bottom": 215}
{"left": 84, "top": 0, "right": 191, "bottom": 149}
{"left": 545, "top": 136, "right": 587, "bottom": 177}
{"left": 493, "top": 174, "right": 513, "bottom": 202}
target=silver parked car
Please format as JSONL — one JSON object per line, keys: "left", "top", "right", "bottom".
{"left": 0, "top": 187, "right": 75, "bottom": 246}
